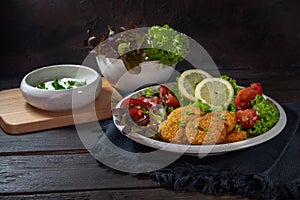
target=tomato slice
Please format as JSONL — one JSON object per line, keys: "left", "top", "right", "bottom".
{"left": 159, "top": 85, "right": 180, "bottom": 108}
{"left": 234, "top": 82, "right": 262, "bottom": 110}
{"left": 236, "top": 109, "right": 259, "bottom": 129}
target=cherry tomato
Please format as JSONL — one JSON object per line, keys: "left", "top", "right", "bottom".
{"left": 120, "top": 85, "right": 179, "bottom": 126}
{"left": 159, "top": 85, "right": 180, "bottom": 108}
{"left": 120, "top": 98, "right": 151, "bottom": 126}
{"left": 120, "top": 97, "right": 152, "bottom": 108}
{"left": 236, "top": 109, "right": 259, "bottom": 129}
{"left": 234, "top": 83, "right": 262, "bottom": 110}
{"left": 137, "top": 95, "right": 161, "bottom": 106}
{"left": 128, "top": 107, "right": 150, "bottom": 126}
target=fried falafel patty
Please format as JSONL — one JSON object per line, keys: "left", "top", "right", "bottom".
{"left": 185, "top": 116, "right": 227, "bottom": 144}
{"left": 223, "top": 129, "right": 247, "bottom": 143}
{"left": 158, "top": 105, "right": 204, "bottom": 143}
{"left": 185, "top": 110, "right": 235, "bottom": 144}
{"left": 200, "top": 110, "right": 236, "bottom": 133}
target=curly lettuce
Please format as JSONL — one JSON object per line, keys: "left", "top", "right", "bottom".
{"left": 221, "top": 75, "right": 241, "bottom": 112}
{"left": 144, "top": 24, "right": 189, "bottom": 66}
{"left": 247, "top": 95, "right": 280, "bottom": 137}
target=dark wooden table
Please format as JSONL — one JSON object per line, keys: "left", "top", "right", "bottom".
{"left": 1, "top": 66, "right": 299, "bottom": 200}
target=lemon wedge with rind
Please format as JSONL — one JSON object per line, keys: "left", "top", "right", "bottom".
{"left": 178, "top": 69, "right": 213, "bottom": 102}
{"left": 194, "top": 77, "right": 234, "bottom": 109}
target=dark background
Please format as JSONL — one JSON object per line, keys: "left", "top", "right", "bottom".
{"left": 1, "top": 0, "right": 300, "bottom": 88}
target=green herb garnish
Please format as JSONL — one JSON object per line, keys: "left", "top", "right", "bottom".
{"left": 36, "top": 78, "right": 87, "bottom": 90}
{"left": 67, "top": 80, "right": 76, "bottom": 86}
{"left": 36, "top": 82, "right": 47, "bottom": 89}
{"left": 220, "top": 113, "right": 226, "bottom": 120}
{"left": 75, "top": 80, "right": 87, "bottom": 87}
{"left": 179, "top": 121, "right": 186, "bottom": 127}
{"left": 52, "top": 77, "right": 65, "bottom": 90}
{"left": 194, "top": 124, "right": 200, "bottom": 130}
{"left": 184, "top": 109, "right": 194, "bottom": 115}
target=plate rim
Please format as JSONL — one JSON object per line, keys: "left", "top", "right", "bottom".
{"left": 113, "top": 84, "right": 287, "bottom": 156}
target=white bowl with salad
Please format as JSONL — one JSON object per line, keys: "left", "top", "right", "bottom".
{"left": 20, "top": 64, "right": 101, "bottom": 112}
{"left": 113, "top": 69, "right": 286, "bottom": 156}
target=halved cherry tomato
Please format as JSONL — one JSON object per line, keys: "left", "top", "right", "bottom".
{"left": 159, "top": 85, "right": 180, "bottom": 108}
{"left": 120, "top": 98, "right": 151, "bottom": 126}
{"left": 120, "top": 97, "right": 152, "bottom": 108}
{"left": 128, "top": 107, "right": 150, "bottom": 126}
{"left": 234, "top": 82, "right": 262, "bottom": 110}
{"left": 236, "top": 109, "right": 259, "bottom": 129}
{"left": 137, "top": 95, "right": 161, "bottom": 106}
{"left": 120, "top": 85, "right": 179, "bottom": 126}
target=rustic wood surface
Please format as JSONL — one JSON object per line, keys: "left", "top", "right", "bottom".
{"left": 0, "top": 66, "right": 299, "bottom": 199}
{"left": 1, "top": 0, "right": 300, "bottom": 199}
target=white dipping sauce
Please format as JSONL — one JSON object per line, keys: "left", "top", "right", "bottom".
{"left": 38, "top": 78, "right": 87, "bottom": 90}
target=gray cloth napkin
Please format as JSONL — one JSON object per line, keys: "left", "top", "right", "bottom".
{"left": 94, "top": 103, "right": 300, "bottom": 199}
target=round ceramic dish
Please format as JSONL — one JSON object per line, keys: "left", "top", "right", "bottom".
{"left": 20, "top": 64, "right": 101, "bottom": 112}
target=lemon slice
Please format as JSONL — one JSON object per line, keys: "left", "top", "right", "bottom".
{"left": 178, "top": 69, "right": 212, "bottom": 101}
{"left": 194, "top": 77, "right": 234, "bottom": 109}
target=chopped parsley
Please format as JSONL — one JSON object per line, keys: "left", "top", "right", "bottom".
{"left": 74, "top": 80, "right": 87, "bottom": 87}
{"left": 36, "top": 82, "right": 47, "bottom": 89}
{"left": 179, "top": 121, "right": 186, "bottom": 127}
{"left": 220, "top": 113, "right": 226, "bottom": 120}
{"left": 36, "top": 77, "right": 87, "bottom": 90}
{"left": 52, "top": 77, "right": 65, "bottom": 90}
{"left": 194, "top": 124, "right": 200, "bottom": 130}
{"left": 184, "top": 109, "right": 194, "bottom": 115}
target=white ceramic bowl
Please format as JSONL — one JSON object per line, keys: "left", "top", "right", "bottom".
{"left": 96, "top": 55, "right": 174, "bottom": 92}
{"left": 20, "top": 64, "right": 101, "bottom": 112}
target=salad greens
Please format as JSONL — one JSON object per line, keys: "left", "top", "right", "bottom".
{"left": 194, "top": 99, "right": 211, "bottom": 114}
{"left": 221, "top": 75, "right": 241, "bottom": 98}
{"left": 144, "top": 24, "right": 190, "bottom": 66}
{"left": 247, "top": 95, "right": 280, "bottom": 137}
{"left": 221, "top": 75, "right": 241, "bottom": 113}
{"left": 85, "top": 24, "right": 189, "bottom": 73}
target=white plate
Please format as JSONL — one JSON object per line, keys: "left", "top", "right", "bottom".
{"left": 113, "top": 84, "right": 287, "bottom": 156}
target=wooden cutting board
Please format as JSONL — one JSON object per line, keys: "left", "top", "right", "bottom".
{"left": 0, "top": 77, "right": 119, "bottom": 135}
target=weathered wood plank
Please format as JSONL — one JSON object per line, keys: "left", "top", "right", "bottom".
{"left": 0, "top": 188, "right": 249, "bottom": 200}
{"left": 0, "top": 154, "right": 160, "bottom": 194}
{"left": 0, "top": 120, "right": 113, "bottom": 154}
{"left": 0, "top": 126, "right": 85, "bottom": 154}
